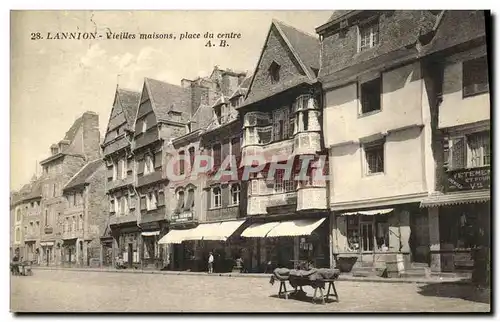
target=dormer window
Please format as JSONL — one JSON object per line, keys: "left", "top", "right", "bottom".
{"left": 141, "top": 119, "right": 147, "bottom": 133}
{"left": 214, "top": 106, "right": 222, "bottom": 125}
{"left": 358, "top": 19, "right": 379, "bottom": 52}
{"left": 269, "top": 61, "right": 280, "bottom": 84}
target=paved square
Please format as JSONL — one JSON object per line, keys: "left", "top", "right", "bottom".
{"left": 10, "top": 270, "right": 490, "bottom": 312}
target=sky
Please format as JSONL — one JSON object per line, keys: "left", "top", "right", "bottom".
{"left": 10, "top": 10, "right": 332, "bottom": 191}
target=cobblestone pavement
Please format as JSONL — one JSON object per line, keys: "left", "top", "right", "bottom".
{"left": 10, "top": 270, "right": 490, "bottom": 313}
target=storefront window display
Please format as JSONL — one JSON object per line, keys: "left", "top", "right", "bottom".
{"left": 346, "top": 215, "right": 389, "bottom": 253}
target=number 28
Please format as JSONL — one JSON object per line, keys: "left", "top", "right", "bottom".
{"left": 31, "top": 32, "right": 42, "bottom": 40}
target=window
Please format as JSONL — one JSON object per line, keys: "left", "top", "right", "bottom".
{"left": 447, "top": 132, "right": 491, "bottom": 170}
{"left": 214, "top": 106, "right": 222, "bottom": 125}
{"left": 463, "top": 56, "right": 489, "bottom": 97}
{"left": 179, "top": 150, "right": 185, "bottom": 175}
{"left": 73, "top": 193, "right": 77, "bottom": 206}
{"left": 360, "top": 78, "right": 381, "bottom": 114}
{"left": 294, "top": 95, "right": 311, "bottom": 132}
{"left": 16, "top": 209, "right": 21, "bottom": 222}
{"left": 147, "top": 191, "right": 158, "bottom": 211}
{"left": 29, "top": 222, "right": 33, "bottom": 234}
{"left": 44, "top": 210, "right": 48, "bottom": 226}
{"left": 110, "top": 198, "right": 115, "bottom": 213}
{"left": 273, "top": 108, "right": 289, "bottom": 141}
{"left": 79, "top": 215, "right": 83, "bottom": 231}
{"left": 142, "top": 119, "right": 147, "bottom": 133}
{"left": 303, "top": 111, "right": 309, "bottom": 131}
{"left": 64, "top": 217, "right": 69, "bottom": 233}
{"left": 364, "top": 141, "right": 384, "bottom": 175}
{"left": 43, "top": 166, "right": 48, "bottom": 175}
{"left": 116, "top": 197, "right": 122, "bottom": 215}
{"left": 175, "top": 190, "right": 185, "bottom": 214}
{"left": 15, "top": 227, "right": 20, "bottom": 242}
{"left": 358, "top": 20, "right": 379, "bottom": 51}
{"left": 230, "top": 184, "right": 240, "bottom": 205}
{"left": 188, "top": 147, "right": 195, "bottom": 170}
{"left": 112, "top": 161, "right": 118, "bottom": 181}
{"left": 230, "top": 138, "right": 240, "bottom": 159}
{"left": 345, "top": 215, "right": 388, "bottom": 252}
{"left": 213, "top": 143, "right": 222, "bottom": 168}
{"left": 269, "top": 61, "right": 280, "bottom": 84}
{"left": 122, "top": 196, "right": 129, "bottom": 215}
{"left": 72, "top": 216, "right": 76, "bottom": 232}
{"left": 184, "top": 189, "right": 195, "bottom": 212}
{"left": 212, "top": 186, "right": 222, "bottom": 208}
{"left": 52, "top": 184, "right": 56, "bottom": 197}
{"left": 144, "top": 154, "right": 154, "bottom": 175}
{"left": 121, "top": 159, "right": 127, "bottom": 179}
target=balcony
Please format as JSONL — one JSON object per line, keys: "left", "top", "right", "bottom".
{"left": 134, "top": 129, "right": 159, "bottom": 150}
{"left": 445, "top": 166, "right": 490, "bottom": 193}
{"left": 44, "top": 226, "right": 53, "bottom": 234}
{"left": 297, "top": 186, "right": 328, "bottom": 211}
{"left": 109, "top": 213, "right": 137, "bottom": 226}
{"left": 293, "top": 132, "right": 321, "bottom": 155}
{"left": 248, "top": 191, "right": 297, "bottom": 216}
{"left": 241, "top": 139, "right": 294, "bottom": 167}
{"left": 137, "top": 170, "right": 163, "bottom": 187}
{"left": 139, "top": 207, "right": 166, "bottom": 224}
{"left": 61, "top": 229, "right": 83, "bottom": 240}
{"left": 24, "top": 233, "right": 39, "bottom": 242}
{"left": 107, "top": 176, "right": 135, "bottom": 192}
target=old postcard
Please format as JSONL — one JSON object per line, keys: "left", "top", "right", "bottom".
{"left": 10, "top": 10, "right": 491, "bottom": 313}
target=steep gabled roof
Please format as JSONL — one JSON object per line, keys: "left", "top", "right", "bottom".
{"left": 419, "top": 10, "right": 487, "bottom": 57}
{"left": 240, "top": 20, "right": 320, "bottom": 109}
{"left": 273, "top": 20, "right": 320, "bottom": 73}
{"left": 23, "top": 179, "right": 42, "bottom": 201}
{"left": 327, "top": 10, "right": 356, "bottom": 23}
{"left": 144, "top": 78, "right": 192, "bottom": 123}
{"left": 63, "top": 116, "right": 83, "bottom": 142}
{"left": 117, "top": 88, "right": 141, "bottom": 129}
{"left": 63, "top": 159, "right": 104, "bottom": 191}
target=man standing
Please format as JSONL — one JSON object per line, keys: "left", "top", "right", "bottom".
{"left": 208, "top": 252, "right": 214, "bottom": 274}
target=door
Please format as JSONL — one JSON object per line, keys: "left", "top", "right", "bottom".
{"left": 127, "top": 243, "right": 133, "bottom": 267}
{"left": 410, "top": 212, "right": 430, "bottom": 264}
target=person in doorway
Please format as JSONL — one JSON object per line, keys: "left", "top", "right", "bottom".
{"left": 208, "top": 252, "right": 214, "bottom": 274}
{"left": 11, "top": 253, "right": 20, "bottom": 275}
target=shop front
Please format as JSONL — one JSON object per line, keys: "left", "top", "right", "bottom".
{"left": 40, "top": 241, "right": 56, "bottom": 266}
{"left": 61, "top": 239, "right": 78, "bottom": 267}
{"left": 139, "top": 220, "right": 166, "bottom": 269}
{"left": 240, "top": 216, "right": 329, "bottom": 273}
{"left": 158, "top": 219, "right": 247, "bottom": 272}
{"left": 331, "top": 204, "right": 428, "bottom": 275}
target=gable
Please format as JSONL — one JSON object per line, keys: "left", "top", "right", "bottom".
{"left": 245, "top": 25, "right": 308, "bottom": 105}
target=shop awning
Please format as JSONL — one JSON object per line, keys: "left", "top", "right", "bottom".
{"left": 141, "top": 231, "right": 160, "bottom": 236}
{"left": 201, "top": 220, "right": 246, "bottom": 241}
{"left": 420, "top": 191, "right": 490, "bottom": 208}
{"left": 241, "top": 222, "right": 281, "bottom": 238}
{"left": 188, "top": 222, "right": 223, "bottom": 240}
{"left": 266, "top": 218, "right": 326, "bottom": 237}
{"left": 158, "top": 228, "right": 197, "bottom": 244}
{"left": 340, "top": 208, "right": 394, "bottom": 216}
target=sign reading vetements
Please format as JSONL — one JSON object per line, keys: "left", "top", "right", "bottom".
{"left": 446, "top": 167, "right": 490, "bottom": 192}
{"left": 171, "top": 212, "right": 194, "bottom": 223}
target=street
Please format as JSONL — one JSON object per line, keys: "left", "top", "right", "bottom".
{"left": 10, "top": 270, "right": 490, "bottom": 312}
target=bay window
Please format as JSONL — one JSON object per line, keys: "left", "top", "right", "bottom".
{"left": 446, "top": 131, "right": 490, "bottom": 170}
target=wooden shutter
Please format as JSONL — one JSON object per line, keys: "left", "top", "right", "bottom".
{"left": 106, "top": 166, "right": 113, "bottom": 180}
{"left": 183, "top": 189, "right": 194, "bottom": 212}
{"left": 231, "top": 137, "right": 241, "bottom": 158}
{"left": 137, "top": 159, "right": 145, "bottom": 175}
{"left": 129, "top": 195, "right": 137, "bottom": 209}
{"left": 213, "top": 144, "right": 221, "bottom": 168}
{"left": 450, "top": 137, "right": 466, "bottom": 170}
{"left": 154, "top": 151, "right": 162, "bottom": 169}
{"left": 157, "top": 190, "right": 165, "bottom": 207}
{"left": 140, "top": 196, "right": 147, "bottom": 211}
{"left": 336, "top": 216, "right": 348, "bottom": 253}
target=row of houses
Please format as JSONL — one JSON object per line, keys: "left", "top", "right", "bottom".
{"left": 11, "top": 10, "right": 490, "bottom": 277}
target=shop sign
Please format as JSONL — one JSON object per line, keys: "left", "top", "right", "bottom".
{"left": 171, "top": 211, "right": 194, "bottom": 223}
{"left": 446, "top": 167, "right": 490, "bottom": 192}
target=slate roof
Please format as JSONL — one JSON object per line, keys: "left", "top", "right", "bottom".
{"left": 23, "top": 179, "right": 42, "bottom": 201}
{"left": 117, "top": 88, "right": 141, "bottom": 129}
{"left": 63, "top": 159, "right": 104, "bottom": 191}
{"left": 327, "top": 10, "right": 356, "bottom": 23}
{"left": 63, "top": 116, "right": 83, "bottom": 142}
{"left": 273, "top": 20, "right": 321, "bottom": 75}
{"left": 420, "top": 10, "right": 487, "bottom": 56}
{"left": 145, "top": 78, "right": 192, "bottom": 124}
{"left": 318, "top": 10, "right": 438, "bottom": 80}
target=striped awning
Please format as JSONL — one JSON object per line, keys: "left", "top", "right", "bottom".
{"left": 200, "top": 220, "right": 246, "bottom": 241}
{"left": 340, "top": 208, "right": 394, "bottom": 216}
{"left": 420, "top": 191, "right": 490, "bottom": 208}
{"left": 141, "top": 231, "right": 160, "bottom": 236}
{"left": 241, "top": 222, "right": 281, "bottom": 238}
{"left": 266, "top": 218, "right": 326, "bottom": 238}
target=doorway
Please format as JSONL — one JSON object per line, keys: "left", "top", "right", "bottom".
{"left": 127, "top": 243, "right": 133, "bottom": 267}
{"left": 410, "top": 212, "right": 430, "bottom": 264}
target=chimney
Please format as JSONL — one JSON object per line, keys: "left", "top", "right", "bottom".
{"left": 181, "top": 78, "right": 193, "bottom": 89}
{"left": 58, "top": 140, "right": 71, "bottom": 153}
{"left": 81, "top": 111, "right": 101, "bottom": 161}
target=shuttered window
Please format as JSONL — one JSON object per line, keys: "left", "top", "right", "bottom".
{"left": 183, "top": 189, "right": 195, "bottom": 212}
{"left": 140, "top": 196, "right": 147, "bottom": 211}
{"left": 213, "top": 143, "right": 221, "bottom": 168}
{"left": 154, "top": 151, "right": 162, "bottom": 170}
{"left": 449, "top": 137, "right": 466, "bottom": 170}
{"left": 157, "top": 190, "right": 165, "bottom": 207}
{"left": 179, "top": 150, "right": 185, "bottom": 175}
{"left": 188, "top": 147, "right": 195, "bottom": 170}
{"left": 463, "top": 56, "right": 489, "bottom": 97}
{"left": 174, "top": 191, "right": 184, "bottom": 214}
